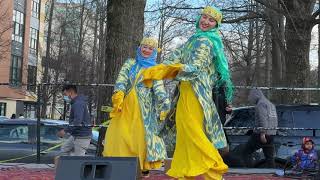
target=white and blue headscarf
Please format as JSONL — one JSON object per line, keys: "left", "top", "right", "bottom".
{"left": 129, "top": 46, "right": 158, "bottom": 80}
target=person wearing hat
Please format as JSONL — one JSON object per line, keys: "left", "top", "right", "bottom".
{"left": 103, "top": 37, "right": 170, "bottom": 175}
{"left": 244, "top": 89, "right": 278, "bottom": 168}
{"left": 142, "top": 6, "right": 232, "bottom": 180}
{"left": 291, "top": 137, "right": 318, "bottom": 170}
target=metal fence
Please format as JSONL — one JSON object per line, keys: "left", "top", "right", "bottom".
{"left": 0, "top": 82, "right": 320, "bottom": 164}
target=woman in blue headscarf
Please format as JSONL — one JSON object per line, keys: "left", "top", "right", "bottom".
{"left": 143, "top": 6, "right": 233, "bottom": 179}
{"left": 103, "top": 37, "right": 170, "bottom": 173}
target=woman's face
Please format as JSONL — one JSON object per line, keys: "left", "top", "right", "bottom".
{"left": 140, "top": 45, "right": 154, "bottom": 58}
{"left": 199, "top": 14, "right": 217, "bottom": 31}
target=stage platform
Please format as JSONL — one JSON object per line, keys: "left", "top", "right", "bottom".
{"left": 0, "top": 163, "right": 295, "bottom": 180}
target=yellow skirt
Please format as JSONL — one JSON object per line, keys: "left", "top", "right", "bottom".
{"left": 167, "top": 82, "right": 228, "bottom": 179}
{"left": 102, "top": 88, "right": 162, "bottom": 170}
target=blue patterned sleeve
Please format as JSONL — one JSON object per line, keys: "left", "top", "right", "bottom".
{"left": 176, "top": 37, "right": 214, "bottom": 81}
{"left": 152, "top": 80, "right": 171, "bottom": 112}
{"left": 163, "top": 45, "right": 184, "bottom": 65}
{"left": 114, "top": 59, "right": 133, "bottom": 93}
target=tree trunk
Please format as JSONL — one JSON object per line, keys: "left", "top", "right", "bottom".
{"left": 271, "top": 19, "right": 282, "bottom": 87}
{"left": 264, "top": 24, "right": 272, "bottom": 98}
{"left": 279, "top": 15, "right": 286, "bottom": 83}
{"left": 283, "top": 0, "right": 316, "bottom": 104}
{"left": 41, "top": 0, "right": 55, "bottom": 117}
{"left": 253, "top": 2, "right": 262, "bottom": 85}
{"left": 50, "top": 23, "right": 66, "bottom": 119}
{"left": 244, "top": 18, "right": 254, "bottom": 85}
{"left": 317, "top": 0, "right": 320, "bottom": 103}
{"left": 50, "top": 72, "right": 59, "bottom": 119}
{"left": 285, "top": 24, "right": 312, "bottom": 104}
{"left": 88, "top": 3, "right": 99, "bottom": 117}
{"left": 269, "top": 4, "right": 285, "bottom": 103}
{"left": 157, "top": 1, "right": 166, "bottom": 62}
{"left": 96, "top": 0, "right": 107, "bottom": 124}
{"left": 318, "top": 23, "right": 320, "bottom": 102}
{"left": 266, "top": 0, "right": 283, "bottom": 87}
{"left": 104, "top": 0, "right": 146, "bottom": 101}
{"left": 77, "top": 0, "right": 86, "bottom": 55}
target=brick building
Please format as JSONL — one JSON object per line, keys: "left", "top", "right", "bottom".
{"left": 0, "top": 0, "right": 45, "bottom": 118}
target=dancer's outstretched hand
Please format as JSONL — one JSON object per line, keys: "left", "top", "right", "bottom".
{"left": 110, "top": 91, "right": 125, "bottom": 118}
{"left": 143, "top": 64, "right": 184, "bottom": 87}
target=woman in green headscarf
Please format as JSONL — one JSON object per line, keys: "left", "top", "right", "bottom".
{"left": 143, "top": 6, "right": 233, "bottom": 180}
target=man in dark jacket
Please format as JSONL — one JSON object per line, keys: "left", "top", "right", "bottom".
{"left": 55, "top": 85, "right": 91, "bottom": 166}
{"left": 242, "top": 89, "right": 278, "bottom": 168}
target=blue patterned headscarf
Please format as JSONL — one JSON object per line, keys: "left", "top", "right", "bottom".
{"left": 129, "top": 47, "right": 158, "bottom": 80}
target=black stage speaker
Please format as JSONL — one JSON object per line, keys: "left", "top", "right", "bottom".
{"left": 55, "top": 156, "right": 140, "bottom": 180}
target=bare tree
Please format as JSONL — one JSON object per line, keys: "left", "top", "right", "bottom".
{"left": 39, "top": 0, "right": 100, "bottom": 118}
{"left": 255, "top": 0, "right": 319, "bottom": 103}
{"left": 222, "top": 1, "right": 266, "bottom": 84}
{"left": 259, "top": 0, "right": 286, "bottom": 103}
{"left": 41, "top": 0, "right": 56, "bottom": 117}
{"left": 145, "top": 0, "right": 195, "bottom": 62}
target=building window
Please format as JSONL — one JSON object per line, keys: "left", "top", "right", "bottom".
{"left": 27, "top": 65, "right": 37, "bottom": 92}
{"left": 24, "top": 103, "right": 36, "bottom": 118}
{"left": 31, "top": 1, "right": 40, "bottom": 19}
{"left": 29, "top": 28, "right": 38, "bottom": 55}
{"left": 12, "top": 10, "right": 24, "bottom": 43}
{"left": 10, "top": 55, "right": 23, "bottom": 86}
{"left": 0, "top": 103, "right": 6, "bottom": 116}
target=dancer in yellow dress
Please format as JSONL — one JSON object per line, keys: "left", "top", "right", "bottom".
{"left": 103, "top": 37, "right": 170, "bottom": 174}
{"left": 143, "top": 6, "right": 233, "bottom": 180}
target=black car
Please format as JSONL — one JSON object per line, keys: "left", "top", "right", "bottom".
{"left": 0, "top": 119, "right": 97, "bottom": 164}
{"left": 224, "top": 105, "right": 320, "bottom": 167}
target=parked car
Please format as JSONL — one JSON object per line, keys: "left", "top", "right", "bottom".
{"left": 0, "top": 116, "right": 8, "bottom": 120}
{"left": 0, "top": 119, "right": 97, "bottom": 164}
{"left": 224, "top": 105, "right": 320, "bottom": 168}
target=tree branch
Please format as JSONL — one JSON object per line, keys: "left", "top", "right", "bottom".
{"left": 165, "top": 15, "right": 195, "bottom": 23}
{"left": 146, "top": 5, "right": 257, "bottom": 14}
{"left": 254, "top": 0, "right": 287, "bottom": 17}
{"left": 145, "top": 5, "right": 202, "bottom": 13}
{"left": 224, "top": 13, "right": 263, "bottom": 23}
{"left": 312, "top": 9, "right": 320, "bottom": 19}
{"left": 313, "top": 18, "right": 320, "bottom": 25}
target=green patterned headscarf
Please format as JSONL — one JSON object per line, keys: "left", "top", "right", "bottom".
{"left": 191, "top": 6, "right": 234, "bottom": 103}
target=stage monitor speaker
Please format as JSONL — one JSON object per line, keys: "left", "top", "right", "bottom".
{"left": 55, "top": 156, "right": 140, "bottom": 180}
